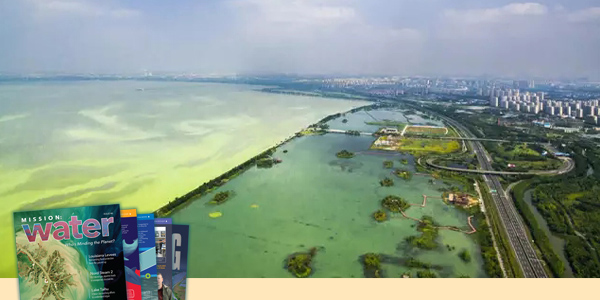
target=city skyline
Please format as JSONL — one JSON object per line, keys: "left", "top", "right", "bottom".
{"left": 0, "top": 0, "right": 599, "bottom": 79}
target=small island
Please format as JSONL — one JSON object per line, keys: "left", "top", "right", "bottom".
{"left": 459, "top": 249, "right": 472, "bottom": 263}
{"left": 394, "top": 169, "right": 413, "bottom": 180}
{"left": 372, "top": 210, "right": 388, "bottom": 222}
{"left": 405, "top": 215, "right": 439, "bottom": 250}
{"left": 381, "top": 195, "right": 410, "bottom": 212}
{"left": 256, "top": 157, "right": 282, "bottom": 168}
{"left": 285, "top": 247, "right": 318, "bottom": 278}
{"left": 379, "top": 177, "right": 394, "bottom": 187}
{"left": 401, "top": 158, "right": 409, "bottom": 165}
{"left": 444, "top": 192, "right": 478, "bottom": 208}
{"left": 342, "top": 118, "right": 348, "bottom": 123}
{"left": 360, "top": 253, "right": 382, "bottom": 278}
{"left": 416, "top": 270, "right": 438, "bottom": 278}
{"left": 383, "top": 160, "right": 394, "bottom": 169}
{"left": 336, "top": 150, "right": 355, "bottom": 158}
{"left": 209, "top": 191, "right": 232, "bottom": 205}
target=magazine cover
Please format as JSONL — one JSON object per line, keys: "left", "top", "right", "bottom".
{"left": 121, "top": 209, "right": 142, "bottom": 300}
{"left": 137, "top": 213, "right": 159, "bottom": 300}
{"left": 172, "top": 225, "right": 189, "bottom": 300}
{"left": 154, "top": 218, "right": 172, "bottom": 299}
{"left": 14, "top": 204, "right": 127, "bottom": 300}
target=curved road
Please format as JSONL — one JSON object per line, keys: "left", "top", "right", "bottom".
{"left": 413, "top": 104, "right": 551, "bottom": 278}
{"left": 426, "top": 157, "right": 574, "bottom": 176}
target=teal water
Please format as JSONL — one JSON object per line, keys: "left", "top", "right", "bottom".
{"left": 171, "top": 111, "right": 485, "bottom": 278}
{"left": 327, "top": 108, "right": 443, "bottom": 133}
{"left": 0, "top": 80, "right": 368, "bottom": 277}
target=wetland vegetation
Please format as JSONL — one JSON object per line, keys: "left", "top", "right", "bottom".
{"left": 381, "top": 195, "right": 410, "bottom": 212}
{"left": 336, "top": 150, "right": 355, "bottom": 158}
{"left": 372, "top": 210, "right": 388, "bottom": 222}
{"left": 209, "top": 191, "right": 232, "bottom": 205}
{"left": 394, "top": 169, "right": 413, "bottom": 180}
{"left": 360, "top": 253, "right": 383, "bottom": 278}
{"left": 405, "top": 216, "right": 439, "bottom": 250}
{"left": 383, "top": 160, "right": 394, "bottom": 168}
{"left": 168, "top": 103, "right": 488, "bottom": 278}
{"left": 285, "top": 247, "right": 318, "bottom": 278}
{"left": 379, "top": 177, "right": 394, "bottom": 187}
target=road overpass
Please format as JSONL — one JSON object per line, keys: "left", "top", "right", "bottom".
{"left": 437, "top": 137, "right": 511, "bottom": 143}
{"left": 425, "top": 157, "right": 574, "bottom": 176}
{"left": 413, "top": 104, "right": 550, "bottom": 278}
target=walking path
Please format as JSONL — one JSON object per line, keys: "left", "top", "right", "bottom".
{"left": 396, "top": 194, "right": 477, "bottom": 235}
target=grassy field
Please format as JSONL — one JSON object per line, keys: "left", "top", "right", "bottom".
{"left": 404, "top": 125, "right": 448, "bottom": 136}
{"left": 487, "top": 142, "right": 562, "bottom": 171}
{"left": 512, "top": 144, "right": 540, "bottom": 156}
{"left": 395, "top": 138, "right": 460, "bottom": 154}
{"left": 365, "top": 120, "right": 407, "bottom": 128}
{"left": 566, "top": 192, "right": 586, "bottom": 201}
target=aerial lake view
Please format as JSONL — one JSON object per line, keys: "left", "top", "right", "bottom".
{"left": 0, "top": 80, "right": 367, "bottom": 276}
{"left": 171, "top": 107, "right": 486, "bottom": 278}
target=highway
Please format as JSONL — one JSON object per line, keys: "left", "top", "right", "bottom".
{"left": 418, "top": 106, "right": 549, "bottom": 278}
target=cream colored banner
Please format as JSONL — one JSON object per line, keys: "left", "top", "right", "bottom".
{"left": 2, "top": 278, "right": 598, "bottom": 299}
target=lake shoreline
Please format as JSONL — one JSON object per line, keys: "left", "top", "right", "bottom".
{"left": 154, "top": 102, "right": 380, "bottom": 217}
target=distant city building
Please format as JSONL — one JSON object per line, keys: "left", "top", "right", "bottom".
{"left": 490, "top": 96, "right": 499, "bottom": 107}
{"left": 488, "top": 88, "right": 599, "bottom": 122}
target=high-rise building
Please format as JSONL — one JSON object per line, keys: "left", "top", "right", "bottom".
{"left": 490, "top": 96, "right": 499, "bottom": 107}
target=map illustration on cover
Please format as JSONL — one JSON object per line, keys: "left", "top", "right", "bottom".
{"left": 137, "top": 214, "right": 158, "bottom": 300}
{"left": 172, "top": 225, "right": 189, "bottom": 300}
{"left": 14, "top": 204, "right": 127, "bottom": 300}
{"left": 121, "top": 209, "right": 141, "bottom": 300}
{"left": 154, "top": 218, "right": 172, "bottom": 298}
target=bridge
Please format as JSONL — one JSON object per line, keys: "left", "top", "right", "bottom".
{"left": 326, "top": 129, "right": 374, "bottom": 136}
{"left": 394, "top": 194, "right": 477, "bottom": 234}
{"left": 437, "top": 137, "right": 511, "bottom": 143}
{"left": 424, "top": 157, "right": 574, "bottom": 176}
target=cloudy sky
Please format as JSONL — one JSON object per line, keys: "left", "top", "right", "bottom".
{"left": 0, "top": 0, "right": 599, "bottom": 79}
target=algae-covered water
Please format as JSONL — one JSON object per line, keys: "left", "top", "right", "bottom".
{"left": 0, "top": 80, "right": 368, "bottom": 277}
{"left": 171, "top": 110, "right": 486, "bottom": 278}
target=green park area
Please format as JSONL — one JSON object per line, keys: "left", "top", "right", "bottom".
{"left": 403, "top": 125, "right": 448, "bottom": 136}
{"left": 486, "top": 142, "right": 561, "bottom": 171}
{"left": 365, "top": 120, "right": 406, "bottom": 127}
{"left": 395, "top": 138, "right": 460, "bottom": 154}
{"left": 365, "top": 120, "right": 407, "bottom": 132}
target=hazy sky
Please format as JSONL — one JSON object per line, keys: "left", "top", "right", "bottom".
{"left": 1, "top": 0, "right": 599, "bottom": 79}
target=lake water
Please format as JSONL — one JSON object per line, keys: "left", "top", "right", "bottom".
{"left": 0, "top": 80, "right": 368, "bottom": 277}
{"left": 171, "top": 109, "right": 486, "bottom": 278}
